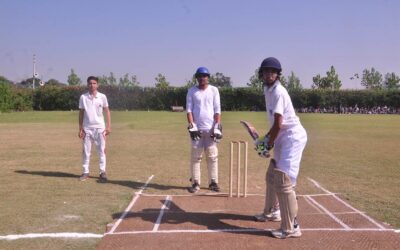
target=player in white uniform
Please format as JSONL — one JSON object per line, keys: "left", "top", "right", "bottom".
{"left": 78, "top": 76, "right": 111, "bottom": 182}
{"left": 186, "top": 67, "right": 222, "bottom": 193}
{"left": 253, "top": 58, "right": 307, "bottom": 239}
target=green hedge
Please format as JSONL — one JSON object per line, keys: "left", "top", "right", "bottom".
{"left": 290, "top": 89, "right": 400, "bottom": 109}
{"left": 0, "top": 83, "right": 33, "bottom": 112}
{"left": 1, "top": 85, "right": 399, "bottom": 112}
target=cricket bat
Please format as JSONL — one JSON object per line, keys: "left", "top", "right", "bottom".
{"left": 240, "top": 120, "right": 271, "bottom": 158}
{"left": 240, "top": 120, "right": 260, "bottom": 141}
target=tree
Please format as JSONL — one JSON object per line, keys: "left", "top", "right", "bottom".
{"left": 312, "top": 66, "right": 341, "bottom": 90}
{"left": 383, "top": 72, "right": 400, "bottom": 90}
{"left": 119, "top": 73, "right": 140, "bottom": 87}
{"left": 108, "top": 72, "right": 117, "bottom": 85}
{"left": 247, "top": 69, "right": 288, "bottom": 90}
{"left": 0, "top": 76, "right": 13, "bottom": 85}
{"left": 280, "top": 75, "right": 287, "bottom": 88}
{"left": 247, "top": 69, "right": 263, "bottom": 90}
{"left": 0, "top": 81, "right": 13, "bottom": 112}
{"left": 185, "top": 76, "right": 197, "bottom": 87}
{"left": 154, "top": 73, "right": 170, "bottom": 88}
{"left": 361, "top": 67, "right": 383, "bottom": 90}
{"left": 98, "top": 75, "right": 109, "bottom": 85}
{"left": 209, "top": 72, "right": 232, "bottom": 88}
{"left": 46, "top": 79, "right": 65, "bottom": 86}
{"left": 286, "top": 71, "right": 302, "bottom": 91}
{"left": 98, "top": 72, "right": 118, "bottom": 86}
{"left": 67, "top": 69, "right": 81, "bottom": 86}
{"left": 17, "top": 77, "right": 37, "bottom": 88}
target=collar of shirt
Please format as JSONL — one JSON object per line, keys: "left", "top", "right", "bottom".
{"left": 87, "top": 92, "right": 98, "bottom": 99}
{"left": 266, "top": 80, "right": 280, "bottom": 93}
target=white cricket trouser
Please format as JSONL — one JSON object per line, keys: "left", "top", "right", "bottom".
{"left": 82, "top": 128, "right": 106, "bottom": 174}
{"left": 190, "top": 130, "right": 219, "bottom": 185}
{"left": 273, "top": 125, "right": 307, "bottom": 185}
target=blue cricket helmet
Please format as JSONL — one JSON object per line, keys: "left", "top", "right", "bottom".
{"left": 258, "top": 57, "right": 282, "bottom": 78}
{"left": 195, "top": 67, "right": 210, "bottom": 77}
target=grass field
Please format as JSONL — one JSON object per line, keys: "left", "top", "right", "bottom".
{"left": 1, "top": 111, "right": 399, "bottom": 249}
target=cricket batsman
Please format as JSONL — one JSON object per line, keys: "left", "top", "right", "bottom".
{"left": 186, "top": 67, "right": 222, "bottom": 193}
{"left": 78, "top": 76, "right": 111, "bottom": 182}
{"left": 254, "top": 57, "right": 307, "bottom": 239}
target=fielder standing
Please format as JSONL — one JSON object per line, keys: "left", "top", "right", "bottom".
{"left": 254, "top": 57, "right": 307, "bottom": 239}
{"left": 78, "top": 76, "right": 111, "bottom": 182}
{"left": 186, "top": 67, "right": 222, "bottom": 193}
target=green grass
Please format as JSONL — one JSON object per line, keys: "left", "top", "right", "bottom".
{"left": 0, "top": 111, "right": 399, "bottom": 249}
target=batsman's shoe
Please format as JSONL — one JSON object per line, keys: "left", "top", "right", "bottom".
{"left": 99, "top": 172, "right": 107, "bottom": 183}
{"left": 271, "top": 224, "right": 302, "bottom": 239}
{"left": 209, "top": 181, "right": 220, "bottom": 192}
{"left": 79, "top": 173, "right": 90, "bottom": 181}
{"left": 188, "top": 181, "right": 200, "bottom": 193}
{"left": 254, "top": 208, "right": 281, "bottom": 222}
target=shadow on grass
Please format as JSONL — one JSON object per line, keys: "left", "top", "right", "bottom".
{"left": 112, "top": 198, "right": 272, "bottom": 237}
{"left": 14, "top": 170, "right": 187, "bottom": 191}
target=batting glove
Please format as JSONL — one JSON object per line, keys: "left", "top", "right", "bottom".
{"left": 188, "top": 123, "right": 202, "bottom": 141}
{"left": 211, "top": 123, "right": 223, "bottom": 143}
{"left": 254, "top": 135, "right": 273, "bottom": 158}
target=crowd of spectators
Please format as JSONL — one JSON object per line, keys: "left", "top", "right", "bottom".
{"left": 297, "top": 105, "right": 400, "bottom": 114}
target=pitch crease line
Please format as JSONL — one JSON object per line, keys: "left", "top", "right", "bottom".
{"left": 0, "top": 233, "right": 103, "bottom": 241}
{"left": 108, "top": 175, "right": 154, "bottom": 234}
{"left": 308, "top": 177, "right": 385, "bottom": 230}
{"left": 303, "top": 194, "right": 324, "bottom": 214}
{"left": 307, "top": 178, "right": 332, "bottom": 194}
{"left": 139, "top": 193, "right": 333, "bottom": 197}
{"left": 153, "top": 195, "right": 172, "bottom": 232}
{"left": 305, "top": 195, "right": 350, "bottom": 229}
{"left": 107, "top": 228, "right": 396, "bottom": 235}
{"left": 331, "top": 195, "right": 385, "bottom": 229}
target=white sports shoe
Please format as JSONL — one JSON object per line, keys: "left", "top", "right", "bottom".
{"left": 254, "top": 208, "right": 281, "bottom": 222}
{"left": 271, "top": 224, "right": 302, "bottom": 239}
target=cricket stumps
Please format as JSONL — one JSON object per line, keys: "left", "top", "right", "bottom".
{"left": 229, "top": 141, "right": 248, "bottom": 198}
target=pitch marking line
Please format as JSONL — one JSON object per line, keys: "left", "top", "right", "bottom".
{"left": 308, "top": 177, "right": 385, "bottom": 230}
{"left": 0, "top": 233, "right": 103, "bottom": 241}
{"left": 305, "top": 196, "right": 351, "bottom": 229}
{"left": 153, "top": 196, "right": 172, "bottom": 232}
{"left": 139, "top": 193, "right": 334, "bottom": 197}
{"left": 330, "top": 193, "right": 385, "bottom": 229}
{"left": 303, "top": 194, "right": 325, "bottom": 214}
{"left": 107, "top": 227, "right": 397, "bottom": 236}
{"left": 307, "top": 178, "right": 333, "bottom": 194}
{"left": 108, "top": 175, "right": 154, "bottom": 234}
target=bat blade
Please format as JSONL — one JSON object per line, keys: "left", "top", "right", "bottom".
{"left": 240, "top": 120, "right": 260, "bottom": 140}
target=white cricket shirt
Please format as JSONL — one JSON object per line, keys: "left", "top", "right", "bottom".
{"left": 79, "top": 92, "right": 109, "bottom": 129}
{"left": 264, "top": 81, "right": 301, "bottom": 131}
{"left": 186, "top": 85, "right": 221, "bottom": 130}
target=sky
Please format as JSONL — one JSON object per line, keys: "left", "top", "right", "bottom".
{"left": 1, "top": 0, "right": 399, "bottom": 89}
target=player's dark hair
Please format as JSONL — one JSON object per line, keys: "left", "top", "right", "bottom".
{"left": 87, "top": 76, "right": 99, "bottom": 83}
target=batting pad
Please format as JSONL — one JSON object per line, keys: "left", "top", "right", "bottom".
{"left": 190, "top": 147, "right": 203, "bottom": 184}
{"left": 274, "top": 169, "right": 298, "bottom": 232}
{"left": 205, "top": 146, "right": 218, "bottom": 184}
{"left": 264, "top": 159, "right": 279, "bottom": 214}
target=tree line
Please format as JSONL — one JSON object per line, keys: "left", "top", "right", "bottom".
{"left": 3, "top": 65, "right": 400, "bottom": 90}
{"left": 1, "top": 83, "right": 399, "bottom": 113}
